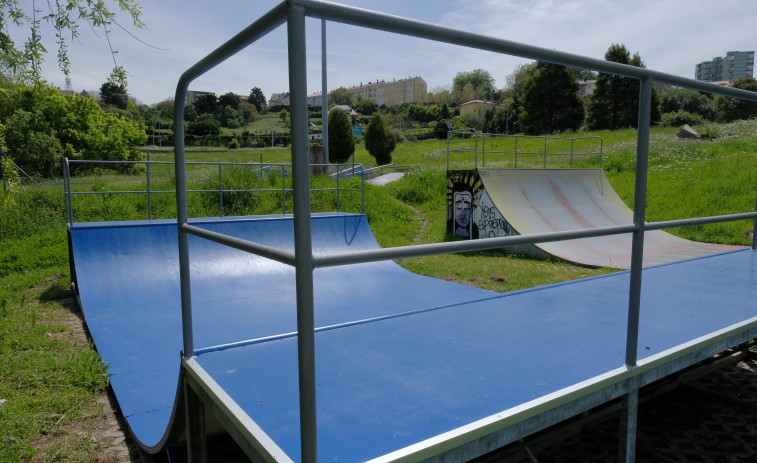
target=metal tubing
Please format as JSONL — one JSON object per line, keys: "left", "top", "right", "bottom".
{"left": 543, "top": 138, "right": 547, "bottom": 168}
{"left": 618, "top": 385, "right": 639, "bottom": 463}
{"left": 146, "top": 158, "right": 152, "bottom": 221}
{"left": 182, "top": 224, "right": 296, "bottom": 266}
{"left": 219, "top": 164, "right": 224, "bottom": 218}
{"left": 514, "top": 136, "right": 518, "bottom": 167}
{"left": 314, "top": 223, "right": 637, "bottom": 268}
{"left": 321, "top": 19, "right": 329, "bottom": 164}
{"left": 281, "top": 166, "right": 287, "bottom": 214}
{"left": 63, "top": 158, "right": 73, "bottom": 226}
{"left": 625, "top": 76, "right": 653, "bottom": 368}
{"left": 287, "top": 5, "right": 318, "bottom": 462}
{"left": 297, "top": 0, "right": 757, "bottom": 103}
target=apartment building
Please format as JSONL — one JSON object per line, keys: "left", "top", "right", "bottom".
{"left": 350, "top": 76, "right": 427, "bottom": 106}
{"left": 695, "top": 51, "right": 754, "bottom": 82}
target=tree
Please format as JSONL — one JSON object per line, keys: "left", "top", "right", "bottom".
{"left": 99, "top": 81, "right": 128, "bottom": 109}
{"left": 0, "top": 1, "right": 144, "bottom": 85}
{"left": 249, "top": 86, "right": 267, "bottom": 113}
{"left": 279, "top": 108, "right": 290, "bottom": 127}
{"left": 186, "top": 114, "right": 220, "bottom": 137}
{"left": 500, "top": 62, "right": 538, "bottom": 133}
{"left": 355, "top": 98, "right": 377, "bottom": 116}
{"left": 329, "top": 87, "right": 357, "bottom": 107}
{"left": 659, "top": 87, "right": 716, "bottom": 121}
{"left": 364, "top": 114, "right": 396, "bottom": 165}
{"left": 218, "top": 92, "right": 240, "bottom": 110}
{"left": 519, "top": 62, "right": 585, "bottom": 135}
{"left": 193, "top": 93, "right": 218, "bottom": 115}
{"left": 715, "top": 78, "right": 757, "bottom": 122}
{"left": 1, "top": 83, "right": 146, "bottom": 177}
{"left": 452, "top": 69, "right": 497, "bottom": 101}
{"left": 327, "top": 109, "right": 355, "bottom": 163}
{"left": 586, "top": 44, "right": 660, "bottom": 130}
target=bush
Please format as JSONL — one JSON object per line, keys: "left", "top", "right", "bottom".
{"left": 364, "top": 114, "right": 396, "bottom": 165}
{"left": 1, "top": 84, "right": 147, "bottom": 177}
{"left": 659, "top": 110, "right": 705, "bottom": 128}
{"left": 327, "top": 109, "right": 355, "bottom": 163}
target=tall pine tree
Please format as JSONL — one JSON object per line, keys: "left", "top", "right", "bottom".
{"left": 587, "top": 44, "right": 660, "bottom": 130}
{"left": 519, "top": 62, "right": 584, "bottom": 135}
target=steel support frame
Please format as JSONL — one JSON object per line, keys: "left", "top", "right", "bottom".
{"left": 168, "top": 2, "right": 757, "bottom": 462}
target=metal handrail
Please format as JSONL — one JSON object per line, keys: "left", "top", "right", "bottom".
{"left": 170, "top": 1, "right": 757, "bottom": 461}
{"left": 63, "top": 158, "right": 365, "bottom": 225}
{"left": 447, "top": 130, "right": 604, "bottom": 169}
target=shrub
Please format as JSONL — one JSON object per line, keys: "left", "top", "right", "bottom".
{"left": 659, "top": 110, "right": 705, "bottom": 128}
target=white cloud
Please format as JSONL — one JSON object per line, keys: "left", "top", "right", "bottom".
{"left": 30, "top": 0, "right": 757, "bottom": 105}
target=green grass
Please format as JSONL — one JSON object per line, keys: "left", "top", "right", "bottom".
{"left": 2, "top": 119, "right": 756, "bottom": 460}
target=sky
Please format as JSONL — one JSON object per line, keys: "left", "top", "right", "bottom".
{"left": 24, "top": 0, "right": 757, "bottom": 105}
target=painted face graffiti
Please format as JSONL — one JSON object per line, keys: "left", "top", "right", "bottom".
{"left": 454, "top": 191, "right": 472, "bottom": 229}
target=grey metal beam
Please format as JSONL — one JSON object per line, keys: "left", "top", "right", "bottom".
{"left": 313, "top": 224, "right": 637, "bottom": 268}
{"left": 287, "top": 4, "right": 319, "bottom": 462}
{"left": 181, "top": 224, "right": 296, "bottom": 266}
{"left": 321, "top": 19, "right": 329, "bottom": 164}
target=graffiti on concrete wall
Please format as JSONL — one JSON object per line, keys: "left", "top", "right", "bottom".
{"left": 447, "top": 170, "right": 511, "bottom": 240}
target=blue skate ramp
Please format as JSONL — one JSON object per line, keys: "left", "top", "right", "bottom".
{"left": 69, "top": 213, "right": 757, "bottom": 460}
{"left": 69, "top": 213, "right": 495, "bottom": 450}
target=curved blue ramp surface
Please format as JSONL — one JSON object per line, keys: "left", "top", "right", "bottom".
{"left": 70, "top": 213, "right": 757, "bottom": 460}
{"left": 69, "top": 213, "right": 494, "bottom": 451}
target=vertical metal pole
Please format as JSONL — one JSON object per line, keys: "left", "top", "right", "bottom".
{"left": 146, "top": 153, "right": 152, "bottom": 220}
{"left": 219, "top": 164, "right": 224, "bottom": 218}
{"left": 514, "top": 136, "right": 518, "bottom": 168}
{"left": 600, "top": 138, "right": 604, "bottom": 169}
{"left": 618, "top": 386, "right": 639, "bottom": 463}
{"left": 446, "top": 129, "right": 451, "bottom": 171}
{"left": 288, "top": 5, "right": 318, "bottom": 462}
{"left": 543, "top": 137, "right": 547, "bottom": 168}
{"left": 618, "top": 76, "right": 652, "bottom": 463}
{"left": 336, "top": 166, "right": 340, "bottom": 212}
{"left": 474, "top": 131, "right": 478, "bottom": 168}
{"left": 321, "top": 19, "right": 329, "bottom": 164}
{"left": 63, "top": 158, "right": 73, "bottom": 226}
{"left": 482, "top": 132, "right": 486, "bottom": 167}
{"left": 174, "top": 79, "right": 194, "bottom": 360}
{"left": 570, "top": 139, "right": 574, "bottom": 168}
{"left": 282, "top": 165, "right": 287, "bottom": 214}
{"left": 625, "top": 76, "right": 652, "bottom": 367}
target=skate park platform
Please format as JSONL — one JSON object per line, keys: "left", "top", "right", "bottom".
{"left": 68, "top": 213, "right": 757, "bottom": 461}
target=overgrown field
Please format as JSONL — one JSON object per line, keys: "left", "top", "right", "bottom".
{"left": 1, "top": 119, "right": 756, "bottom": 461}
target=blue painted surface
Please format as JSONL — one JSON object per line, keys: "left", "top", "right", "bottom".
{"left": 70, "top": 214, "right": 757, "bottom": 460}
{"left": 70, "top": 214, "right": 494, "bottom": 448}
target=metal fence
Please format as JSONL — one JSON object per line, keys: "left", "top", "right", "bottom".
{"left": 63, "top": 158, "right": 365, "bottom": 226}
{"left": 171, "top": 1, "right": 757, "bottom": 462}
{"left": 447, "top": 130, "right": 603, "bottom": 169}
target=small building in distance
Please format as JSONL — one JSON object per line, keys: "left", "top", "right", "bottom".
{"left": 349, "top": 76, "right": 427, "bottom": 106}
{"left": 459, "top": 100, "right": 495, "bottom": 115}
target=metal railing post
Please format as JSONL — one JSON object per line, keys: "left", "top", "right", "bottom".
{"left": 482, "top": 132, "right": 486, "bottom": 167}
{"left": 63, "top": 158, "right": 73, "bottom": 226}
{"left": 146, "top": 155, "right": 153, "bottom": 221}
{"left": 543, "top": 137, "right": 548, "bottom": 168}
{"left": 219, "top": 164, "right": 224, "bottom": 217}
{"left": 618, "top": 76, "right": 653, "bottom": 463}
{"left": 514, "top": 136, "right": 518, "bottom": 167}
{"left": 474, "top": 131, "right": 478, "bottom": 168}
{"left": 282, "top": 165, "right": 287, "bottom": 214}
{"left": 287, "top": 4, "right": 318, "bottom": 462}
{"left": 570, "top": 139, "right": 574, "bottom": 168}
{"left": 336, "top": 165, "right": 340, "bottom": 212}
{"left": 446, "top": 128, "right": 451, "bottom": 171}
{"left": 322, "top": 19, "right": 329, "bottom": 164}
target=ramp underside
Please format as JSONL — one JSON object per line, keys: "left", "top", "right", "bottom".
{"left": 478, "top": 168, "right": 739, "bottom": 269}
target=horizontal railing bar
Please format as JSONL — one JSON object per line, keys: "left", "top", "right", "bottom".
{"left": 313, "top": 224, "right": 638, "bottom": 268}
{"left": 181, "top": 224, "right": 296, "bottom": 267}
{"left": 646, "top": 212, "right": 757, "bottom": 231}
{"left": 298, "top": 0, "right": 757, "bottom": 102}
